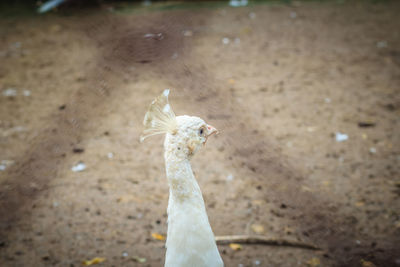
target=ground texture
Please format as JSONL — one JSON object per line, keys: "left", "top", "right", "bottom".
{"left": 0, "top": 1, "right": 399, "bottom": 266}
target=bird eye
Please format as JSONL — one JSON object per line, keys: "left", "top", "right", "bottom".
{"left": 199, "top": 128, "right": 204, "bottom": 135}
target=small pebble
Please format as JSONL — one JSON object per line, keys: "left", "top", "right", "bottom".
{"left": 249, "top": 12, "right": 256, "bottom": 19}
{"left": 0, "top": 160, "right": 14, "bottom": 170}
{"left": 122, "top": 252, "right": 128, "bottom": 257}
{"left": 2, "top": 88, "right": 17, "bottom": 97}
{"left": 142, "top": 0, "right": 152, "bottom": 6}
{"left": 171, "top": 52, "right": 178, "bottom": 59}
{"left": 376, "top": 41, "right": 387, "bottom": 48}
{"left": 307, "top": 126, "right": 316, "bottom": 132}
{"left": 226, "top": 174, "right": 234, "bottom": 181}
{"left": 183, "top": 30, "right": 193, "bottom": 37}
{"left": 107, "top": 152, "right": 114, "bottom": 159}
{"left": 290, "top": 11, "right": 297, "bottom": 19}
{"left": 229, "top": 0, "right": 248, "bottom": 7}
{"left": 12, "top": 42, "right": 21, "bottom": 49}
{"left": 222, "top": 37, "right": 230, "bottom": 45}
{"left": 71, "top": 162, "right": 86, "bottom": 172}
{"left": 335, "top": 132, "right": 348, "bottom": 142}
{"left": 369, "top": 147, "right": 377, "bottom": 154}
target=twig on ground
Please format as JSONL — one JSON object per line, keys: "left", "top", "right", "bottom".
{"left": 215, "top": 235, "right": 320, "bottom": 251}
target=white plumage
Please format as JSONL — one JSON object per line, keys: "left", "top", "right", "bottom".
{"left": 141, "top": 90, "right": 223, "bottom": 267}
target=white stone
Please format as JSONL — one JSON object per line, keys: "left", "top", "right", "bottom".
{"left": 229, "top": 0, "right": 248, "bottom": 7}
{"left": 71, "top": 162, "right": 86, "bottom": 172}
{"left": 335, "top": 132, "right": 348, "bottom": 142}
{"left": 2, "top": 88, "right": 17, "bottom": 97}
{"left": 376, "top": 41, "right": 387, "bottom": 48}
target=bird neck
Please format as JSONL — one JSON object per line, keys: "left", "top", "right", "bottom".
{"left": 163, "top": 150, "right": 203, "bottom": 203}
{"left": 163, "top": 139, "right": 223, "bottom": 267}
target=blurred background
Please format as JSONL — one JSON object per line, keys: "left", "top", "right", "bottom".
{"left": 0, "top": 0, "right": 399, "bottom": 266}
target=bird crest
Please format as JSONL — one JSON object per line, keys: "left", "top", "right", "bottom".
{"left": 140, "top": 89, "right": 178, "bottom": 142}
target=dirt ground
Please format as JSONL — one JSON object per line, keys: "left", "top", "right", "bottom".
{"left": 0, "top": 1, "right": 399, "bottom": 266}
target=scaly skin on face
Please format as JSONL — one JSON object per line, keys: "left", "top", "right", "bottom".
{"left": 167, "top": 115, "right": 218, "bottom": 159}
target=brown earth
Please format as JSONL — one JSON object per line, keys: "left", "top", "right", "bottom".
{"left": 0, "top": 1, "right": 399, "bottom": 266}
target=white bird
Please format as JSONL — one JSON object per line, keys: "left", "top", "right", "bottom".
{"left": 141, "top": 89, "right": 223, "bottom": 267}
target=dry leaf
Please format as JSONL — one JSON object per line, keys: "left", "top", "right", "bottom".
{"left": 361, "top": 259, "right": 377, "bottom": 267}
{"left": 132, "top": 256, "right": 147, "bottom": 263}
{"left": 355, "top": 202, "right": 365, "bottom": 207}
{"left": 322, "top": 180, "right": 331, "bottom": 187}
{"left": 228, "top": 79, "right": 236, "bottom": 85}
{"left": 240, "top": 27, "right": 252, "bottom": 34}
{"left": 251, "top": 200, "right": 264, "bottom": 206}
{"left": 229, "top": 243, "right": 242, "bottom": 251}
{"left": 301, "top": 186, "right": 313, "bottom": 192}
{"left": 307, "top": 126, "right": 317, "bottom": 132}
{"left": 306, "top": 257, "right": 320, "bottom": 267}
{"left": 251, "top": 224, "right": 265, "bottom": 234}
{"left": 83, "top": 257, "right": 106, "bottom": 266}
{"left": 151, "top": 233, "right": 166, "bottom": 241}
{"left": 362, "top": 133, "right": 368, "bottom": 140}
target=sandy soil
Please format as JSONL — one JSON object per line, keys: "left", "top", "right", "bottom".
{"left": 0, "top": 1, "right": 399, "bottom": 266}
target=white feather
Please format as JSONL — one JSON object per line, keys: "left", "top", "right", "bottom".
{"left": 140, "top": 90, "right": 177, "bottom": 142}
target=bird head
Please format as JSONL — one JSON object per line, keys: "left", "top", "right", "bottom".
{"left": 172, "top": 115, "right": 218, "bottom": 157}
{"left": 140, "top": 90, "right": 218, "bottom": 158}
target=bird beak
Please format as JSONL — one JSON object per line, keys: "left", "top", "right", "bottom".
{"left": 207, "top": 125, "right": 218, "bottom": 136}
{"left": 204, "top": 124, "right": 218, "bottom": 145}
